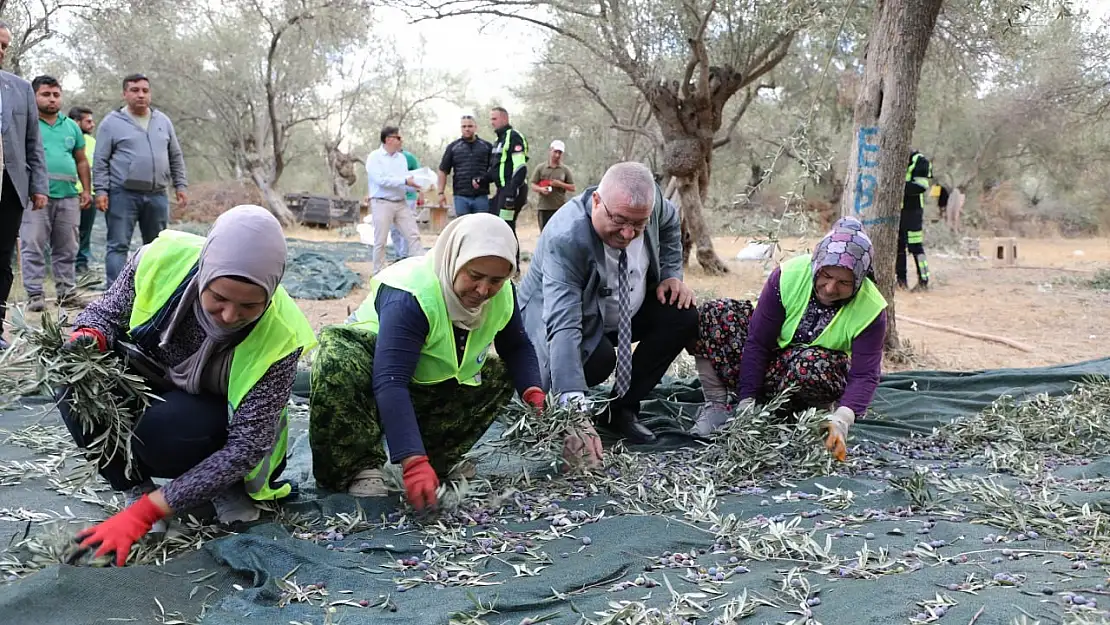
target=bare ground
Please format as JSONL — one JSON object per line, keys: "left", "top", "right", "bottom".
{"left": 8, "top": 221, "right": 1108, "bottom": 374}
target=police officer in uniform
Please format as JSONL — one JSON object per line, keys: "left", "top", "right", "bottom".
{"left": 898, "top": 150, "right": 932, "bottom": 290}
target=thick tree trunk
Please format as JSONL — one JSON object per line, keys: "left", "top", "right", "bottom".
{"left": 248, "top": 166, "right": 296, "bottom": 225}
{"left": 675, "top": 174, "right": 727, "bottom": 273}
{"left": 840, "top": 0, "right": 943, "bottom": 350}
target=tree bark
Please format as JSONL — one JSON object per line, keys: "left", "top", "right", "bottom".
{"left": 248, "top": 165, "right": 296, "bottom": 225}
{"left": 839, "top": 0, "right": 944, "bottom": 350}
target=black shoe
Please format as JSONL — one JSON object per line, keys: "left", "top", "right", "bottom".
{"left": 598, "top": 405, "right": 657, "bottom": 444}
{"left": 911, "top": 282, "right": 930, "bottom": 292}
{"left": 896, "top": 281, "right": 909, "bottom": 291}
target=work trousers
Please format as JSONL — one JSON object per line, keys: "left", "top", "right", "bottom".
{"left": 19, "top": 196, "right": 80, "bottom": 298}
{"left": 896, "top": 205, "right": 929, "bottom": 287}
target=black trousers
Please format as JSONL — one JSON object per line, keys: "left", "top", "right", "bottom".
{"left": 493, "top": 187, "right": 522, "bottom": 266}
{"left": 896, "top": 205, "right": 929, "bottom": 286}
{"left": 0, "top": 173, "right": 25, "bottom": 323}
{"left": 537, "top": 209, "right": 557, "bottom": 232}
{"left": 59, "top": 388, "right": 229, "bottom": 491}
{"left": 583, "top": 291, "right": 698, "bottom": 415}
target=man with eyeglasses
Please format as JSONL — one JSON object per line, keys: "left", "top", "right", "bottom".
{"left": 365, "top": 125, "right": 424, "bottom": 274}
{"left": 437, "top": 114, "right": 493, "bottom": 217}
{"left": 518, "top": 162, "right": 697, "bottom": 460}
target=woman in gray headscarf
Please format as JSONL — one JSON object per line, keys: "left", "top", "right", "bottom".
{"left": 59, "top": 205, "right": 316, "bottom": 567}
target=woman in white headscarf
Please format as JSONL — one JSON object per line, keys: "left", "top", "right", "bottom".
{"left": 60, "top": 205, "right": 315, "bottom": 566}
{"left": 310, "top": 213, "right": 560, "bottom": 510}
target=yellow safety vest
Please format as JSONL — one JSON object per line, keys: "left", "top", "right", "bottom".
{"left": 351, "top": 256, "right": 513, "bottom": 386}
{"left": 777, "top": 255, "right": 887, "bottom": 355}
{"left": 130, "top": 230, "right": 316, "bottom": 501}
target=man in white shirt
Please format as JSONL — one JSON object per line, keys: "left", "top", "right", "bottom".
{"left": 365, "top": 125, "right": 423, "bottom": 274}
{"left": 519, "top": 162, "right": 697, "bottom": 459}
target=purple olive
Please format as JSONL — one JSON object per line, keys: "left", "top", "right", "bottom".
{"left": 581, "top": 536, "right": 592, "bottom": 546}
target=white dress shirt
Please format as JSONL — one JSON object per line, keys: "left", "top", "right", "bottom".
{"left": 365, "top": 146, "right": 410, "bottom": 201}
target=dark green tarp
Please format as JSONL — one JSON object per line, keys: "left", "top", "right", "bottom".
{"left": 3, "top": 359, "right": 1109, "bottom": 625}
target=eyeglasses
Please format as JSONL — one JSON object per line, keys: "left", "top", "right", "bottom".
{"left": 596, "top": 195, "right": 650, "bottom": 231}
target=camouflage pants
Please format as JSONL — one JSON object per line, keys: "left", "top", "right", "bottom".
{"left": 309, "top": 324, "right": 514, "bottom": 492}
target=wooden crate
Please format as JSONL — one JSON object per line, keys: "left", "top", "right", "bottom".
{"left": 284, "top": 194, "right": 360, "bottom": 227}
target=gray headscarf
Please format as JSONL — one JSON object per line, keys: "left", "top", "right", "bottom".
{"left": 160, "top": 205, "right": 288, "bottom": 396}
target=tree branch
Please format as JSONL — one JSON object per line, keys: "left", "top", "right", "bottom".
{"left": 712, "top": 83, "right": 773, "bottom": 148}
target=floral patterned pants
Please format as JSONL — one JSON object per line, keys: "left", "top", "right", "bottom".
{"left": 693, "top": 298, "right": 849, "bottom": 411}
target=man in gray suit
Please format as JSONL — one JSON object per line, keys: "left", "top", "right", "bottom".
{"left": 519, "top": 162, "right": 697, "bottom": 452}
{"left": 0, "top": 22, "right": 50, "bottom": 349}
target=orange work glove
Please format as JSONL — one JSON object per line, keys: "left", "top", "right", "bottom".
{"left": 822, "top": 406, "right": 855, "bottom": 462}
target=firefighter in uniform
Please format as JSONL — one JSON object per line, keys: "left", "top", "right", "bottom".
{"left": 482, "top": 107, "right": 528, "bottom": 263}
{"left": 898, "top": 150, "right": 933, "bottom": 291}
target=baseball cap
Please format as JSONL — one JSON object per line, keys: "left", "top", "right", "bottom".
{"left": 550, "top": 140, "right": 566, "bottom": 152}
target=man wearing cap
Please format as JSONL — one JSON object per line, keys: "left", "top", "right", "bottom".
{"left": 530, "top": 140, "right": 576, "bottom": 232}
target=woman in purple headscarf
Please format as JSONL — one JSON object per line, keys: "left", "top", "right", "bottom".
{"left": 689, "top": 217, "right": 888, "bottom": 461}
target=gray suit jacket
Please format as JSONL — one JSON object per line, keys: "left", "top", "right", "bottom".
{"left": 518, "top": 185, "right": 683, "bottom": 393}
{"left": 1, "top": 71, "right": 48, "bottom": 207}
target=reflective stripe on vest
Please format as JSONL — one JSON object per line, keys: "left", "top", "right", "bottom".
{"left": 906, "top": 153, "right": 931, "bottom": 192}
{"left": 498, "top": 129, "right": 528, "bottom": 187}
{"left": 130, "top": 229, "right": 317, "bottom": 501}
{"left": 776, "top": 255, "right": 887, "bottom": 355}
{"left": 49, "top": 173, "right": 79, "bottom": 183}
{"left": 351, "top": 256, "right": 513, "bottom": 386}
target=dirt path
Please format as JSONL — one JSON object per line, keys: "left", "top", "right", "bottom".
{"left": 291, "top": 227, "right": 1109, "bottom": 373}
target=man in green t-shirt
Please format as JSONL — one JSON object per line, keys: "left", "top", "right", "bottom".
{"left": 391, "top": 150, "right": 424, "bottom": 257}
{"left": 69, "top": 106, "right": 99, "bottom": 274}
{"left": 19, "top": 76, "right": 92, "bottom": 311}
{"left": 529, "top": 140, "right": 576, "bottom": 232}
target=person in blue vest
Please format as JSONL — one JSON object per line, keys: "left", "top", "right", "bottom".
{"left": 310, "top": 213, "right": 586, "bottom": 510}
{"left": 689, "top": 217, "right": 888, "bottom": 462}
{"left": 60, "top": 205, "right": 315, "bottom": 566}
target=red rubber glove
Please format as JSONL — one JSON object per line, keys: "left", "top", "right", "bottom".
{"left": 67, "top": 327, "right": 107, "bottom": 352}
{"left": 76, "top": 494, "right": 166, "bottom": 566}
{"left": 522, "top": 387, "right": 545, "bottom": 410}
{"left": 401, "top": 456, "right": 439, "bottom": 510}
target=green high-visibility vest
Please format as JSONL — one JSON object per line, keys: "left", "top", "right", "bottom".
{"left": 777, "top": 255, "right": 887, "bottom": 355}
{"left": 352, "top": 256, "right": 513, "bottom": 386}
{"left": 130, "top": 229, "right": 317, "bottom": 501}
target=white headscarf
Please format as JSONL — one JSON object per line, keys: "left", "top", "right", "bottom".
{"left": 431, "top": 213, "right": 518, "bottom": 331}
{"left": 160, "top": 205, "right": 288, "bottom": 395}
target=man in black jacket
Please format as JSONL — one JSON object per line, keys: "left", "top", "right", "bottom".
{"left": 483, "top": 107, "right": 528, "bottom": 240}
{"left": 436, "top": 114, "right": 492, "bottom": 217}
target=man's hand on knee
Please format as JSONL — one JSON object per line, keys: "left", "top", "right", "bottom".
{"left": 656, "top": 277, "right": 695, "bottom": 309}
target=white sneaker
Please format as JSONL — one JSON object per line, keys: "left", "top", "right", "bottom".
{"left": 125, "top": 479, "right": 168, "bottom": 534}
{"left": 689, "top": 402, "right": 733, "bottom": 437}
{"left": 348, "top": 468, "right": 388, "bottom": 497}
{"left": 212, "top": 486, "right": 261, "bottom": 524}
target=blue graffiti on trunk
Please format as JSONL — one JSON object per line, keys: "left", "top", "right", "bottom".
{"left": 854, "top": 126, "right": 880, "bottom": 217}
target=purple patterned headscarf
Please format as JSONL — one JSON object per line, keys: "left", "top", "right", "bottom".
{"left": 811, "top": 216, "right": 874, "bottom": 294}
